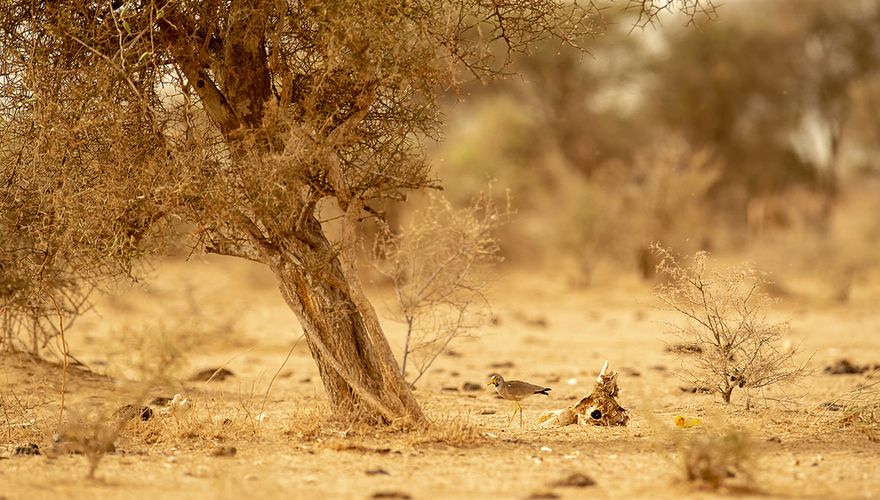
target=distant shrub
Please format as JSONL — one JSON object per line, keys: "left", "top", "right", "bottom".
{"left": 654, "top": 245, "right": 810, "bottom": 406}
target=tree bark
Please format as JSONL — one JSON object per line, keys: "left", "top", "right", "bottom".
{"left": 268, "top": 213, "right": 424, "bottom": 425}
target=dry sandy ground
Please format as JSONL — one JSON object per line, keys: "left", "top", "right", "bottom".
{"left": 1, "top": 256, "right": 879, "bottom": 499}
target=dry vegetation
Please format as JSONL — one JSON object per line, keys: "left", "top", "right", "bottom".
{"left": 373, "top": 192, "right": 507, "bottom": 387}
{"left": 654, "top": 246, "right": 810, "bottom": 406}
{"left": 3, "top": 0, "right": 880, "bottom": 498}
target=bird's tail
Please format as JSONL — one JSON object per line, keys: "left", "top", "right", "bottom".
{"left": 536, "top": 388, "right": 551, "bottom": 396}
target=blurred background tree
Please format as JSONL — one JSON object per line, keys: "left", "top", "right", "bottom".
{"left": 431, "top": 0, "right": 880, "bottom": 288}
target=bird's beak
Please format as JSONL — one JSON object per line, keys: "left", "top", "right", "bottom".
{"left": 487, "top": 377, "right": 495, "bottom": 386}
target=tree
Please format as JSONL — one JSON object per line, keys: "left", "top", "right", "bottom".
{"left": 0, "top": 0, "right": 713, "bottom": 425}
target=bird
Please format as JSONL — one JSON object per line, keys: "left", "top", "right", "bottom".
{"left": 487, "top": 373, "right": 551, "bottom": 427}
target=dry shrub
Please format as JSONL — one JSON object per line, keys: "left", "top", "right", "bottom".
{"left": 125, "top": 399, "right": 253, "bottom": 447}
{"left": 564, "top": 141, "right": 720, "bottom": 284}
{"left": 677, "top": 427, "right": 755, "bottom": 491}
{"left": 654, "top": 246, "right": 810, "bottom": 406}
{"left": 373, "top": 192, "right": 507, "bottom": 387}
{"left": 0, "top": 229, "right": 93, "bottom": 356}
{"left": 0, "top": 389, "right": 52, "bottom": 449}
{"left": 813, "top": 380, "right": 880, "bottom": 442}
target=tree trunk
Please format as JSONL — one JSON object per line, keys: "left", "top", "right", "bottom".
{"left": 269, "top": 213, "right": 424, "bottom": 425}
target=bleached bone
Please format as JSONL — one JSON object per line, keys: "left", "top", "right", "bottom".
{"left": 596, "top": 360, "right": 609, "bottom": 383}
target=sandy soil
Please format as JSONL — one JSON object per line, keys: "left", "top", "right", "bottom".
{"left": 1, "top": 256, "right": 879, "bottom": 499}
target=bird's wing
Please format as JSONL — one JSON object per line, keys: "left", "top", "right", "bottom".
{"left": 506, "top": 380, "right": 550, "bottom": 395}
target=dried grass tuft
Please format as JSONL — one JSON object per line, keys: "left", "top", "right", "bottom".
{"left": 812, "top": 381, "right": 880, "bottom": 442}
{"left": 676, "top": 427, "right": 755, "bottom": 492}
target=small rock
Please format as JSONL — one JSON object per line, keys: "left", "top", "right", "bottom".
{"left": 113, "top": 404, "right": 153, "bottom": 422}
{"left": 665, "top": 342, "right": 703, "bottom": 354}
{"left": 441, "top": 386, "right": 459, "bottom": 392}
{"left": 462, "top": 382, "right": 483, "bottom": 392}
{"left": 150, "top": 396, "right": 173, "bottom": 406}
{"left": 479, "top": 409, "right": 497, "bottom": 415}
{"left": 489, "top": 361, "right": 515, "bottom": 369}
{"left": 190, "top": 367, "right": 235, "bottom": 382}
{"left": 767, "top": 436, "right": 782, "bottom": 443}
{"left": 679, "top": 386, "right": 712, "bottom": 394}
{"left": 370, "top": 492, "right": 411, "bottom": 499}
{"left": 526, "top": 493, "right": 559, "bottom": 500}
{"left": 824, "top": 359, "right": 868, "bottom": 375}
{"left": 550, "top": 472, "right": 596, "bottom": 488}
{"left": 210, "top": 445, "right": 237, "bottom": 457}
{"left": 14, "top": 443, "right": 40, "bottom": 456}
{"left": 365, "top": 467, "right": 389, "bottom": 476}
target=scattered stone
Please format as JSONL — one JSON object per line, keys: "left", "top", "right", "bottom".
{"left": 190, "top": 367, "right": 235, "bottom": 382}
{"left": 365, "top": 467, "right": 390, "bottom": 476}
{"left": 550, "top": 472, "right": 596, "bottom": 488}
{"left": 665, "top": 343, "right": 703, "bottom": 355}
{"left": 210, "top": 445, "right": 237, "bottom": 457}
{"left": 150, "top": 396, "right": 173, "bottom": 406}
{"left": 370, "top": 492, "right": 411, "bottom": 499}
{"left": 14, "top": 443, "right": 40, "bottom": 456}
{"left": 489, "top": 361, "right": 515, "bottom": 369}
{"left": 679, "top": 386, "right": 713, "bottom": 394}
{"left": 650, "top": 365, "right": 668, "bottom": 372}
{"left": 113, "top": 404, "right": 153, "bottom": 422}
{"left": 824, "top": 359, "right": 870, "bottom": 375}
{"left": 444, "top": 349, "right": 463, "bottom": 358}
{"left": 479, "top": 409, "right": 497, "bottom": 415}
{"left": 513, "top": 312, "right": 549, "bottom": 329}
{"left": 526, "top": 492, "right": 560, "bottom": 500}
{"left": 441, "top": 386, "right": 459, "bottom": 392}
{"left": 462, "top": 382, "right": 482, "bottom": 392}
{"left": 767, "top": 436, "right": 782, "bottom": 443}
{"left": 299, "top": 377, "right": 312, "bottom": 383}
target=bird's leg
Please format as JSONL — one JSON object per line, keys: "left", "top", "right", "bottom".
{"left": 517, "top": 401, "right": 523, "bottom": 427}
{"left": 506, "top": 402, "right": 516, "bottom": 427}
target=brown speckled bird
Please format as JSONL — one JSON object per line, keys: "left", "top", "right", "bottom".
{"left": 488, "top": 373, "right": 551, "bottom": 427}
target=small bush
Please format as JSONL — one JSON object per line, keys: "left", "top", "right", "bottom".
{"left": 679, "top": 428, "right": 754, "bottom": 491}
{"left": 373, "top": 191, "right": 507, "bottom": 387}
{"left": 654, "top": 246, "right": 809, "bottom": 406}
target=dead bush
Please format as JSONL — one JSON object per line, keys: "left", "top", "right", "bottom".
{"left": 654, "top": 246, "right": 810, "bottom": 406}
{"left": 678, "top": 427, "right": 755, "bottom": 491}
{"left": 373, "top": 192, "right": 507, "bottom": 387}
